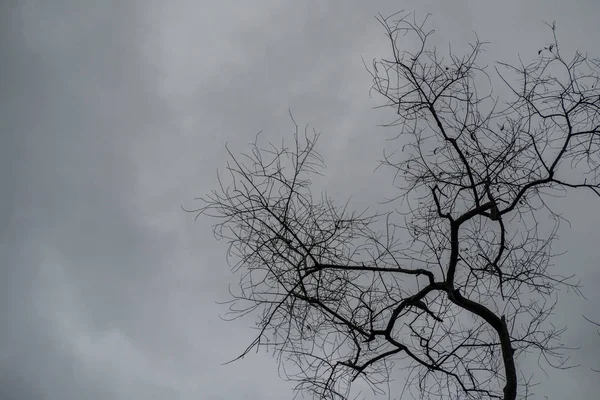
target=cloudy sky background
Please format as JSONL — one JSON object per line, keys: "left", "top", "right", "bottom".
{"left": 2, "top": 1, "right": 600, "bottom": 399}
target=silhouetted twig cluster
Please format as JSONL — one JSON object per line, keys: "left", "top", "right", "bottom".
{"left": 188, "top": 11, "right": 600, "bottom": 400}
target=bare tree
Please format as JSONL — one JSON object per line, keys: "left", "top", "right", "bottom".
{"left": 186, "top": 11, "right": 600, "bottom": 400}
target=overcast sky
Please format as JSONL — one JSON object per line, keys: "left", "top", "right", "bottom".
{"left": 2, "top": 1, "right": 600, "bottom": 399}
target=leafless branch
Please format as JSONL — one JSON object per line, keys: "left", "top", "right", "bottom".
{"left": 188, "top": 11, "right": 598, "bottom": 400}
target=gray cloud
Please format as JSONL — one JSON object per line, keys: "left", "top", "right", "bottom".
{"left": 1, "top": 0, "right": 599, "bottom": 399}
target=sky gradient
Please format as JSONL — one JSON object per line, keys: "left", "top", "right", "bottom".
{"left": 2, "top": 1, "right": 600, "bottom": 399}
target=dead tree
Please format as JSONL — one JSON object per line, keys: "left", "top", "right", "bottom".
{"left": 187, "top": 11, "right": 600, "bottom": 400}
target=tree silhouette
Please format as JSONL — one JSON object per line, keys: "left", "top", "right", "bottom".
{"left": 187, "top": 11, "right": 600, "bottom": 400}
